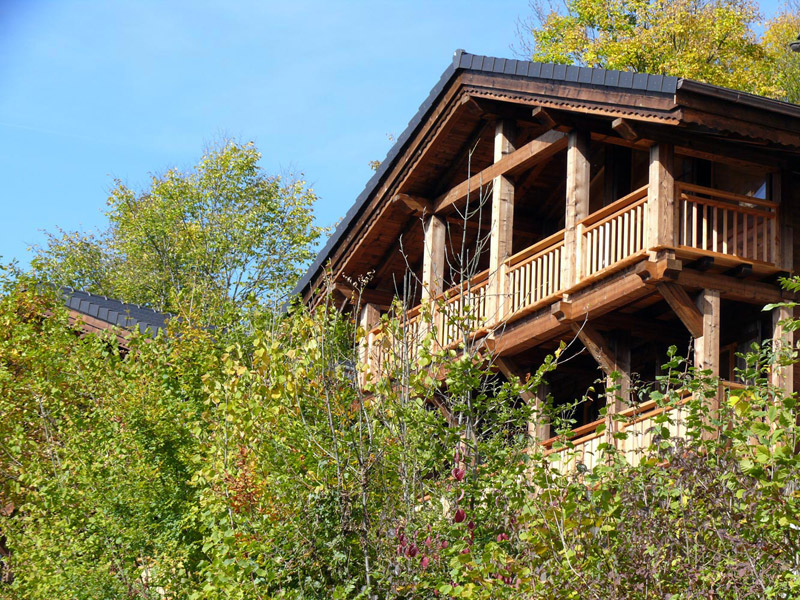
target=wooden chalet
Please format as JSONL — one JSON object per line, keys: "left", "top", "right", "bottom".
{"left": 293, "top": 50, "right": 800, "bottom": 466}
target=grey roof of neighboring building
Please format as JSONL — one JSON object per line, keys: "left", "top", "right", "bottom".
{"left": 62, "top": 287, "right": 170, "bottom": 335}
{"left": 292, "top": 49, "right": 800, "bottom": 300}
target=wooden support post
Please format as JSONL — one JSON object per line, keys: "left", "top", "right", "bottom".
{"left": 607, "top": 332, "right": 632, "bottom": 415}
{"left": 488, "top": 120, "right": 516, "bottom": 323}
{"left": 771, "top": 305, "right": 795, "bottom": 394}
{"left": 562, "top": 130, "right": 591, "bottom": 289}
{"left": 359, "top": 303, "right": 381, "bottom": 384}
{"left": 776, "top": 170, "right": 794, "bottom": 272}
{"left": 531, "top": 382, "right": 551, "bottom": 442}
{"left": 695, "top": 289, "right": 721, "bottom": 433}
{"left": 421, "top": 214, "right": 446, "bottom": 301}
{"left": 647, "top": 143, "right": 675, "bottom": 249}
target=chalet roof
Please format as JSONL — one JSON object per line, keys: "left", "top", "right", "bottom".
{"left": 293, "top": 50, "right": 800, "bottom": 300}
{"left": 62, "top": 287, "right": 170, "bottom": 335}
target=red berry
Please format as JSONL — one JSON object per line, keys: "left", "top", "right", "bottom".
{"left": 454, "top": 508, "right": 466, "bottom": 523}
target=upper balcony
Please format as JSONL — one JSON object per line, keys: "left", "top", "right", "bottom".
{"left": 363, "top": 171, "right": 784, "bottom": 378}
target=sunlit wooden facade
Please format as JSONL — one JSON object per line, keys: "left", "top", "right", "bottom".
{"left": 294, "top": 51, "right": 800, "bottom": 465}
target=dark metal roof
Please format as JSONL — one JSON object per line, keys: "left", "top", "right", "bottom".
{"left": 62, "top": 287, "right": 170, "bottom": 335}
{"left": 292, "top": 50, "right": 798, "bottom": 300}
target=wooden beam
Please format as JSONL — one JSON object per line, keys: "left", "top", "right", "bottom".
{"left": 676, "top": 269, "right": 786, "bottom": 305}
{"left": 562, "top": 129, "right": 591, "bottom": 289}
{"left": 638, "top": 257, "right": 787, "bottom": 305}
{"left": 531, "top": 106, "right": 556, "bottom": 129}
{"left": 611, "top": 117, "right": 638, "bottom": 141}
{"left": 656, "top": 282, "right": 704, "bottom": 339}
{"left": 393, "top": 193, "right": 432, "bottom": 214}
{"left": 647, "top": 142, "right": 675, "bottom": 248}
{"left": 421, "top": 214, "right": 446, "bottom": 301}
{"left": 487, "top": 120, "right": 516, "bottom": 322}
{"left": 434, "top": 129, "right": 567, "bottom": 213}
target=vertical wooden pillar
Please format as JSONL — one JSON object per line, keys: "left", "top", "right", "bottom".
{"left": 771, "top": 305, "right": 795, "bottom": 393}
{"left": 562, "top": 130, "right": 591, "bottom": 289}
{"left": 647, "top": 143, "right": 675, "bottom": 250}
{"left": 358, "top": 303, "right": 381, "bottom": 384}
{"left": 528, "top": 381, "right": 551, "bottom": 443}
{"left": 776, "top": 170, "right": 794, "bottom": 271}
{"left": 421, "top": 214, "right": 446, "bottom": 301}
{"left": 606, "top": 332, "right": 632, "bottom": 411}
{"left": 488, "top": 120, "right": 516, "bottom": 322}
{"left": 604, "top": 332, "right": 631, "bottom": 448}
{"left": 695, "top": 289, "right": 721, "bottom": 434}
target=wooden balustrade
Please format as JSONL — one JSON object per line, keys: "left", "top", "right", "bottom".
{"left": 435, "top": 273, "right": 489, "bottom": 349}
{"left": 677, "top": 183, "right": 778, "bottom": 265}
{"left": 505, "top": 231, "right": 564, "bottom": 318}
{"left": 364, "top": 271, "right": 489, "bottom": 379}
{"left": 578, "top": 185, "right": 649, "bottom": 278}
{"left": 543, "top": 381, "right": 742, "bottom": 473}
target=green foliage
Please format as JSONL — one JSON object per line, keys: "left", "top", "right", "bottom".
{"left": 519, "top": 0, "right": 800, "bottom": 102}
{"left": 2, "top": 269, "right": 800, "bottom": 598}
{"left": 32, "top": 140, "right": 325, "bottom": 322}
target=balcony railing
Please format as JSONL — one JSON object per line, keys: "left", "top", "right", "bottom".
{"left": 544, "top": 381, "right": 745, "bottom": 473}
{"left": 505, "top": 231, "right": 564, "bottom": 318}
{"left": 678, "top": 183, "right": 778, "bottom": 265}
{"left": 578, "top": 185, "right": 649, "bottom": 278}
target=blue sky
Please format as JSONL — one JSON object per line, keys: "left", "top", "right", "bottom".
{"left": 0, "top": 0, "right": 788, "bottom": 267}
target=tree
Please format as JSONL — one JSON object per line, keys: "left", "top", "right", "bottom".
{"left": 517, "top": 0, "right": 800, "bottom": 103}
{"left": 33, "top": 140, "right": 325, "bottom": 321}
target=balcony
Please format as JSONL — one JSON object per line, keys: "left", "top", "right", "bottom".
{"left": 364, "top": 181, "right": 780, "bottom": 373}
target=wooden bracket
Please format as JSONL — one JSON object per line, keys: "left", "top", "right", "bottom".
{"left": 531, "top": 106, "right": 556, "bottom": 129}
{"left": 394, "top": 193, "right": 432, "bottom": 215}
{"left": 551, "top": 299, "right": 573, "bottom": 322}
{"left": 494, "top": 357, "right": 534, "bottom": 402}
{"left": 569, "top": 322, "right": 616, "bottom": 376}
{"left": 611, "top": 117, "right": 638, "bottom": 141}
{"left": 635, "top": 257, "right": 682, "bottom": 283}
{"left": 656, "top": 282, "right": 704, "bottom": 339}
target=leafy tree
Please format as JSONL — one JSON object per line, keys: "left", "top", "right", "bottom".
{"left": 518, "top": 0, "right": 800, "bottom": 102}
{"left": 33, "top": 140, "right": 325, "bottom": 321}
{"left": 2, "top": 266, "right": 800, "bottom": 598}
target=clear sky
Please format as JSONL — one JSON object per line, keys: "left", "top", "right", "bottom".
{"left": 0, "top": 0, "right": 789, "bottom": 267}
